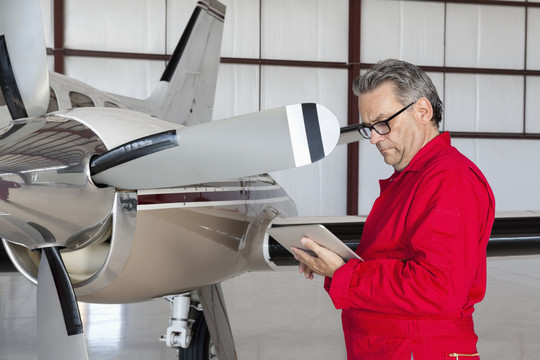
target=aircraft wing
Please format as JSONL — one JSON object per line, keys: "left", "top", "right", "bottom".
{"left": 486, "top": 211, "right": 540, "bottom": 256}
{"left": 265, "top": 211, "right": 540, "bottom": 267}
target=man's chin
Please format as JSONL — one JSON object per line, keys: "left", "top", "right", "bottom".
{"left": 381, "top": 152, "right": 398, "bottom": 168}
{"left": 379, "top": 149, "right": 393, "bottom": 160}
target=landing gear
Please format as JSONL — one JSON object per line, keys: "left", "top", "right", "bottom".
{"left": 178, "top": 312, "right": 217, "bottom": 360}
{"left": 161, "top": 293, "right": 217, "bottom": 360}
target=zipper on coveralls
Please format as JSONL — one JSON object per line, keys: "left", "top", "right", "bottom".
{"left": 448, "top": 353, "right": 480, "bottom": 358}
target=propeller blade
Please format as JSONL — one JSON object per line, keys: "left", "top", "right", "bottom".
{"left": 37, "top": 247, "right": 89, "bottom": 360}
{"left": 90, "top": 103, "right": 340, "bottom": 189}
{"left": 0, "top": 0, "right": 50, "bottom": 119}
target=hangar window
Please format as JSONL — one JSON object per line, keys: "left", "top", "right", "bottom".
{"left": 69, "top": 91, "right": 95, "bottom": 108}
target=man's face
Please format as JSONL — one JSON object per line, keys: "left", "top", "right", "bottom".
{"left": 358, "top": 82, "right": 426, "bottom": 171}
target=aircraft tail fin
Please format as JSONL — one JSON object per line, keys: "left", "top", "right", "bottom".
{"left": 126, "top": 0, "right": 226, "bottom": 126}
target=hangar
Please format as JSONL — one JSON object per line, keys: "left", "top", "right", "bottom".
{"left": 1, "top": 0, "right": 540, "bottom": 359}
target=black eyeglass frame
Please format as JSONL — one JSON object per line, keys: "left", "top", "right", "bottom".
{"left": 357, "top": 101, "right": 415, "bottom": 139}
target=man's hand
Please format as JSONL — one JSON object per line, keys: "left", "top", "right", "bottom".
{"left": 291, "top": 237, "right": 346, "bottom": 279}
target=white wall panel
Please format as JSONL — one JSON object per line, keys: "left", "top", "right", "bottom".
{"left": 64, "top": 0, "right": 166, "bottom": 54}
{"left": 360, "top": 0, "right": 400, "bottom": 63}
{"left": 357, "top": 140, "right": 394, "bottom": 216}
{"left": 47, "top": 55, "right": 54, "bottom": 73}
{"left": 444, "top": 5, "right": 477, "bottom": 68}
{"left": 260, "top": 67, "right": 347, "bottom": 115}
{"left": 399, "top": 2, "right": 445, "bottom": 66}
{"left": 527, "top": 9, "right": 540, "bottom": 70}
{"left": 261, "top": 0, "right": 348, "bottom": 62}
{"left": 478, "top": 75, "right": 524, "bottom": 132}
{"left": 525, "top": 76, "right": 540, "bottom": 133}
{"left": 444, "top": 74, "right": 477, "bottom": 132}
{"left": 445, "top": 74, "right": 523, "bottom": 133}
{"left": 360, "top": 0, "right": 444, "bottom": 66}
{"left": 453, "top": 138, "right": 540, "bottom": 212}
{"left": 64, "top": 57, "right": 165, "bottom": 100}
{"left": 263, "top": 66, "right": 348, "bottom": 216}
{"left": 213, "top": 64, "right": 260, "bottom": 120}
{"left": 220, "top": 0, "right": 260, "bottom": 58}
{"left": 446, "top": 4, "right": 525, "bottom": 69}
{"left": 427, "top": 72, "right": 445, "bottom": 128}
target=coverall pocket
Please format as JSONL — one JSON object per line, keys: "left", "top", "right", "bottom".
{"left": 445, "top": 353, "right": 480, "bottom": 359}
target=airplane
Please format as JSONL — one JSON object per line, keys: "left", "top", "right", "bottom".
{"left": 1, "top": 0, "right": 540, "bottom": 359}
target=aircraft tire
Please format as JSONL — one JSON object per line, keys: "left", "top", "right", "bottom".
{"left": 178, "top": 313, "right": 216, "bottom": 360}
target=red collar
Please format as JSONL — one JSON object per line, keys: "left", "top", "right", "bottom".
{"left": 402, "top": 131, "right": 450, "bottom": 174}
{"left": 380, "top": 132, "right": 450, "bottom": 192}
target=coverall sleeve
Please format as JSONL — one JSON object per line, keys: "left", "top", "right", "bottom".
{"left": 325, "top": 167, "right": 493, "bottom": 317}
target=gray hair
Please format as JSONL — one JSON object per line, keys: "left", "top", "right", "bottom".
{"left": 352, "top": 59, "right": 443, "bottom": 126}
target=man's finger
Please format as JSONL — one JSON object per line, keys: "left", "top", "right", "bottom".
{"left": 305, "top": 267, "right": 314, "bottom": 280}
{"left": 291, "top": 246, "right": 314, "bottom": 263}
{"left": 301, "top": 237, "right": 325, "bottom": 255}
{"left": 300, "top": 263, "right": 314, "bottom": 280}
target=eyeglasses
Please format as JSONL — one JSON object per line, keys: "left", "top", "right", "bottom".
{"left": 358, "top": 102, "right": 415, "bottom": 139}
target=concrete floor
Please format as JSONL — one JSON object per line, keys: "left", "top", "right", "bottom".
{"left": 1, "top": 255, "right": 539, "bottom": 360}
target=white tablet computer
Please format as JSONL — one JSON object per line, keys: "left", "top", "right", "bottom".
{"left": 266, "top": 224, "right": 362, "bottom": 261}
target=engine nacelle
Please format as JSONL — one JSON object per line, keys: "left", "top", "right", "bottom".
{"left": 0, "top": 108, "right": 174, "bottom": 290}
{"left": 1, "top": 108, "right": 297, "bottom": 304}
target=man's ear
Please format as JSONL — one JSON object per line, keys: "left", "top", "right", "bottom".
{"left": 415, "top": 97, "right": 433, "bottom": 125}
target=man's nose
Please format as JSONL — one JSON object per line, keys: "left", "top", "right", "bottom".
{"left": 370, "top": 130, "right": 384, "bottom": 144}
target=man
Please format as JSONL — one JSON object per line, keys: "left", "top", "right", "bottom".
{"left": 292, "top": 59, "right": 495, "bottom": 359}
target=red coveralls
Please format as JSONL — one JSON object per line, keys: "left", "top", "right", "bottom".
{"left": 325, "top": 132, "right": 495, "bottom": 359}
